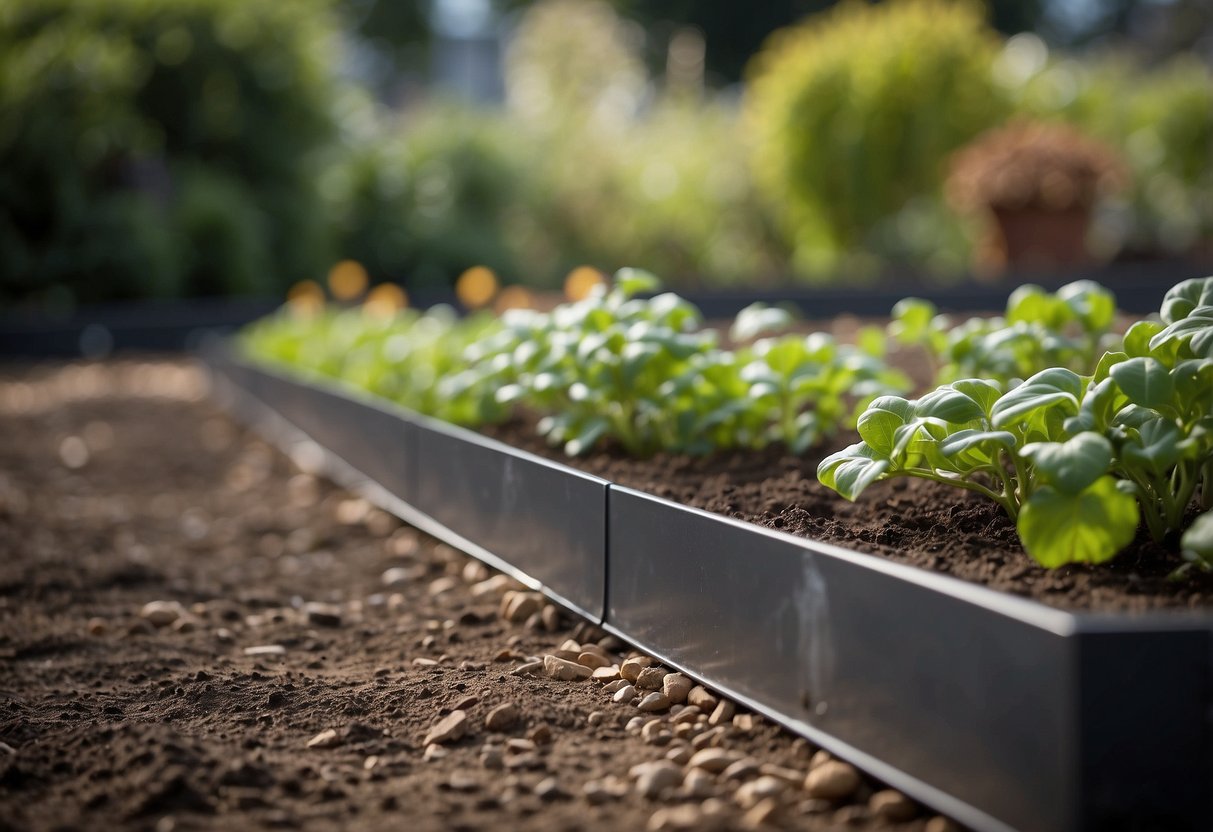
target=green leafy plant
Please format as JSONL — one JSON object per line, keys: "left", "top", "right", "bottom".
{"left": 823, "top": 276, "right": 1213, "bottom": 568}
{"left": 889, "top": 279, "right": 1118, "bottom": 386}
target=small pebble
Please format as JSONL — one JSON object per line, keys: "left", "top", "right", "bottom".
{"left": 708, "top": 700, "right": 735, "bottom": 726}
{"left": 243, "top": 644, "right": 286, "bottom": 657}
{"left": 631, "top": 761, "right": 682, "bottom": 798}
{"left": 86, "top": 618, "right": 107, "bottom": 636}
{"left": 306, "top": 729, "right": 340, "bottom": 749}
{"left": 544, "top": 655, "right": 592, "bottom": 681}
{"left": 602, "top": 679, "right": 631, "bottom": 695}
{"left": 637, "top": 692, "right": 671, "bottom": 712}
{"left": 612, "top": 684, "right": 638, "bottom": 704}
{"left": 485, "top": 702, "right": 519, "bottom": 731}
{"left": 870, "top": 789, "right": 917, "bottom": 822}
{"left": 662, "top": 673, "right": 692, "bottom": 704}
{"left": 681, "top": 768, "right": 715, "bottom": 799}
{"left": 620, "top": 656, "right": 654, "bottom": 682}
{"left": 304, "top": 602, "right": 342, "bottom": 628}
{"left": 423, "top": 710, "right": 468, "bottom": 746}
{"left": 635, "top": 666, "right": 667, "bottom": 690}
{"left": 533, "top": 777, "right": 565, "bottom": 800}
{"left": 687, "top": 685, "right": 718, "bottom": 710}
{"left": 804, "top": 760, "right": 861, "bottom": 800}
{"left": 423, "top": 743, "right": 447, "bottom": 761}
{"left": 687, "top": 747, "right": 742, "bottom": 773}
{"left": 140, "top": 600, "right": 183, "bottom": 628}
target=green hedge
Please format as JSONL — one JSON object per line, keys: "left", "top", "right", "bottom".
{"left": 0, "top": 0, "right": 340, "bottom": 306}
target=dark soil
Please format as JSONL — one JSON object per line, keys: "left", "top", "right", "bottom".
{"left": 482, "top": 417, "right": 1213, "bottom": 614}
{"left": 0, "top": 359, "right": 949, "bottom": 832}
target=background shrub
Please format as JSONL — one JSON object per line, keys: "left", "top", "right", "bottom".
{"left": 0, "top": 0, "right": 340, "bottom": 306}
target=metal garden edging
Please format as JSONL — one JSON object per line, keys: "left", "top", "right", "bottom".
{"left": 204, "top": 347, "right": 1213, "bottom": 832}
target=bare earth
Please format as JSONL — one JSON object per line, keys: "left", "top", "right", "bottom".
{"left": 0, "top": 359, "right": 955, "bottom": 832}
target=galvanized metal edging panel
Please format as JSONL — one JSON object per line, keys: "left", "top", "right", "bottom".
{"left": 605, "top": 485, "right": 1213, "bottom": 832}
{"left": 203, "top": 347, "right": 609, "bottom": 625}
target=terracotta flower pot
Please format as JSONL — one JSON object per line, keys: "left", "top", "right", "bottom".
{"left": 991, "top": 205, "right": 1092, "bottom": 271}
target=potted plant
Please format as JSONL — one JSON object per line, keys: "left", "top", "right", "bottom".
{"left": 946, "top": 120, "right": 1128, "bottom": 273}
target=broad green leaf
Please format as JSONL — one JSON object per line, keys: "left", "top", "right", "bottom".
{"left": 1057, "top": 280, "right": 1116, "bottom": 332}
{"left": 938, "top": 429, "right": 1017, "bottom": 458}
{"left": 991, "top": 368, "right": 1084, "bottom": 428}
{"left": 1121, "top": 418, "right": 1184, "bottom": 475}
{"left": 564, "top": 417, "right": 610, "bottom": 456}
{"left": 817, "top": 443, "right": 890, "bottom": 499}
{"left": 613, "top": 267, "right": 661, "bottom": 297}
{"left": 1110, "top": 357, "right": 1174, "bottom": 408}
{"left": 1181, "top": 511, "right": 1213, "bottom": 569}
{"left": 915, "top": 384, "right": 988, "bottom": 423}
{"left": 730, "top": 303, "right": 795, "bottom": 343}
{"left": 1122, "top": 321, "right": 1163, "bottom": 358}
{"left": 1021, "top": 433, "right": 1113, "bottom": 493}
{"left": 888, "top": 298, "right": 936, "bottom": 343}
{"left": 856, "top": 397, "right": 914, "bottom": 455}
{"left": 1160, "top": 277, "right": 1213, "bottom": 324}
{"left": 1018, "top": 477, "right": 1139, "bottom": 567}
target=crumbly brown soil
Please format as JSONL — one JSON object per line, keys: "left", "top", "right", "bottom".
{"left": 0, "top": 360, "right": 948, "bottom": 832}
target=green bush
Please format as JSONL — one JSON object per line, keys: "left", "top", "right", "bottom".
{"left": 0, "top": 0, "right": 341, "bottom": 306}
{"left": 745, "top": 0, "right": 1014, "bottom": 277}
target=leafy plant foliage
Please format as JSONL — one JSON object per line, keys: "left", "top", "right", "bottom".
{"left": 822, "top": 276, "right": 1213, "bottom": 568}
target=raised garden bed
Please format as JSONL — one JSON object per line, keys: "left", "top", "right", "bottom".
{"left": 205, "top": 342, "right": 1213, "bottom": 832}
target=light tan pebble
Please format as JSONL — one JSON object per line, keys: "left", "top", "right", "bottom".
{"left": 462, "top": 560, "right": 489, "bottom": 583}
{"left": 528, "top": 724, "right": 552, "bottom": 745}
{"left": 620, "top": 656, "right": 655, "bottom": 682}
{"left": 484, "top": 702, "right": 519, "bottom": 731}
{"left": 741, "top": 797, "right": 782, "bottom": 830}
{"left": 688, "top": 748, "right": 743, "bottom": 773}
{"left": 504, "top": 752, "right": 542, "bottom": 770}
{"left": 809, "top": 749, "right": 833, "bottom": 770}
{"left": 380, "top": 567, "right": 416, "bottom": 588}
{"left": 673, "top": 723, "right": 697, "bottom": 739}
{"left": 423, "top": 710, "right": 468, "bottom": 746}
{"left": 625, "top": 716, "right": 647, "bottom": 732}
{"left": 925, "top": 816, "right": 961, "bottom": 832}
{"left": 672, "top": 706, "right": 701, "bottom": 725}
{"left": 641, "top": 720, "right": 666, "bottom": 742}
{"left": 243, "top": 644, "right": 285, "bottom": 657}
{"left": 577, "top": 652, "right": 612, "bottom": 670}
{"left": 870, "top": 789, "right": 918, "bottom": 822}
{"left": 412, "top": 657, "right": 439, "bottom": 667}
{"left": 583, "top": 776, "right": 628, "bottom": 804}
{"left": 511, "top": 660, "right": 544, "bottom": 676}
{"left": 758, "top": 764, "right": 804, "bottom": 786}
{"left": 587, "top": 711, "right": 605, "bottom": 726}
{"left": 708, "top": 699, "right": 735, "bottom": 726}
{"left": 612, "top": 684, "right": 638, "bottom": 704}
{"left": 557, "top": 638, "right": 581, "bottom": 652}
{"left": 578, "top": 642, "right": 609, "bottom": 658}
{"left": 721, "top": 758, "right": 763, "bottom": 781}
{"left": 335, "top": 497, "right": 369, "bottom": 524}
{"left": 423, "top": 743, "right": 447, "bottom": 761}
{"left": 664, "top": 747, "right": 693, "bottom": 766}
{"left": 215, "top": 628, "right": 234, "bottom": 644}
{"left": 687, "top": 685, "right": 718, "bottom": 710}
{"left": 603, "top": 679, "right": 632, "bottom": 695}
{"left": 791, "top": 737, "right": 814, "bottom": 758}
{"left": 140, "top": 600, "right": 183, "bottom": 627}
{"left": 479, "top": 747, "right": 503, "bottom": 769}
{"left": 544, "top": 654, "right": 592, "bottom": 681}
{"left": 681, "top": 767, "right": 715, "bottom": 798}
{"left": 505, "top": 738, "right": 536, "bottom": 753}
{"left": 638, "top": 692, "right": 671, "bottom": 712}
{"left": 493, "top": 648, "right": 521, "bottom": 662}
{"left": 86, "top": 618, "right": 107, "bottom": 636}
{"left": 804, "top": 760, "right": 861, "bottom": 800}
{"left": 534, "top": 777, "right": 565, "bottom": 800}
{"left": 661, "top": 673, "right": 692, "bottom": 704}
{"left": 648, "top": 804, "right": 724, "bottom": 831}
{"left": 590, "top": 665, "right": 621, "bottom": 682}
{"left": 735, "top": 775, "right": 786, "bottom": 809}
{"left": 363, "top": 755, "right": 379, "bottom": 771}
{"left": 691, "top": 726, "right": 726, "bottom": 749}
{"left": 634, "top": 666, "right": 668, "bottom": 690}
{"left": 428, "top": 576, "right": 459, "bottom": 597}
{"left": 733, "top": 713, "right": 756, "bottom": 732}
{"left": 306, "top": 728, "right": 341, "bottom": 749}
{"left": 500, "top": 591, "right": 543, "bottom": 623}
{"left": 470, "top": 574, "right": 515, "bottom": 597}
{"left": 171, "top": 618, "right": 196, "bottom": 633}
{"left": 631, "top": 761, "right": 683, "bottom": 798}
{"left": 387, "top": 593, "right": 407, "bottom": 611}
{"left": 540, "top": 605, "right": 561, "bottom": 631}
{"left": 553, "top": 649, "right": 581, "bottom": 662}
